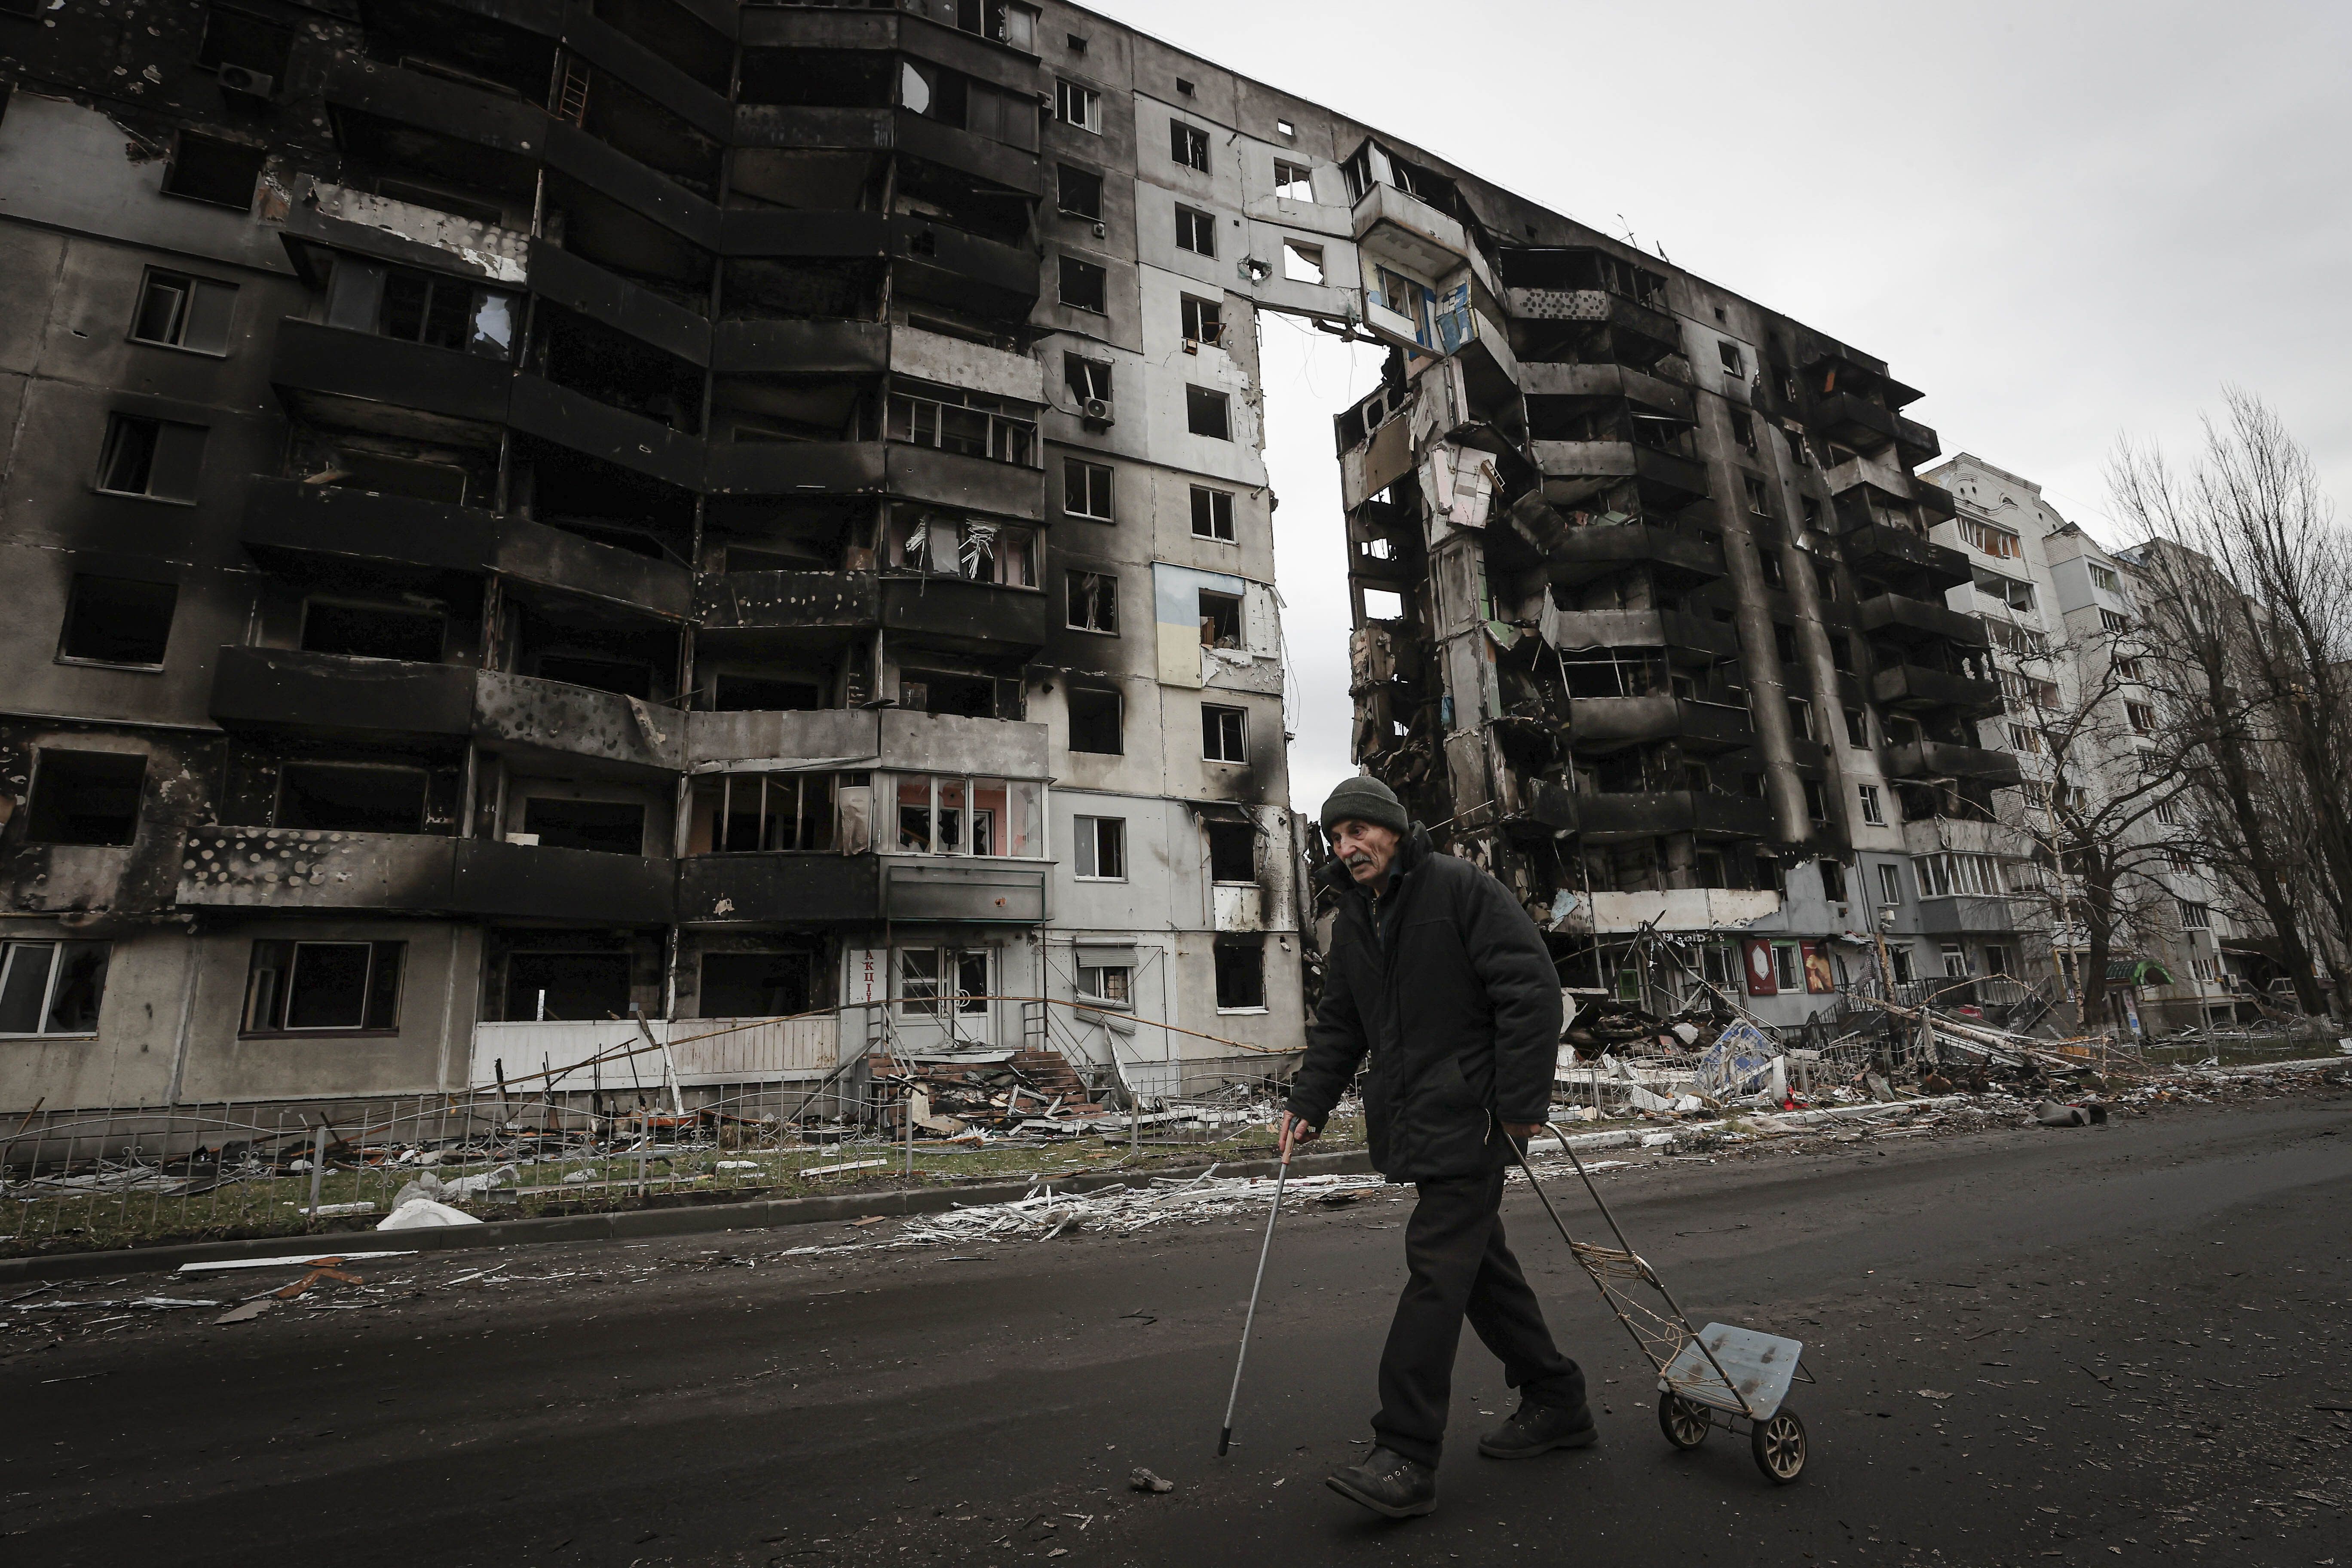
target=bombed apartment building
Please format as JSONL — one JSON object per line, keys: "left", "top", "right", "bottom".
{"left": 0, "top": 0, "right": 1330, "bottom": 1115}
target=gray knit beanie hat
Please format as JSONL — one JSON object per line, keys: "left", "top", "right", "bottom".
{"left": 1320, "top": 775, "right": 1409, "bottom": 836}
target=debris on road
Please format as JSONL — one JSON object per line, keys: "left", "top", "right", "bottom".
{"left": 1128, "top": 1467, "right": 1175, "bottom": 1494}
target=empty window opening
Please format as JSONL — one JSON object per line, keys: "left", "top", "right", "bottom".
{"left": 0, "top": 940, "right": 110, "bottom": 1036}
{"left": 242, "top": 939, "right": 403, "bottom": 1032}
{"left": 1729, "top": 407, "right": 1756, "bottom": 453}
{"left": 1057, "top": 163, "right": 1102, "bottom": 219}
{"left": 198, "top": 3, "right": 294, "bottom": 81}
{"left": 1064, "top": 353, "right": 1113, "bottom": 403}
{"left": 318, "top": 449, "right": 469, "bottom": 503}
{"left": 1716, "top": 340, "right": 1744, "bottom": 379}
{"left": 1057, "top": 256, "right": 1108, "bottom": 313}
{"left": 1171, "top": 120, "right": 1210, "bottom": 172}
{"left": 886, "top": 384, "right": 1035, "bottom": 465}
{"left": 1198, "top": 589, "right": 1243, "bottom": 649}
{"left": 1213, "top": 935, "right": 1265, "bottom": 1009}
{"left": 58, "top": 575, "right": 176, "bottom": 667}
{"left": 1844, "top": 706, "right": 1868, "bottom": 748}
{"left": 897, "top": 668, "right": 997, "bottom": 718}
{"left": 1803, "top": 778, "right": 1829, "bottom": 824}
{"left": 1068, "top": 686, "right": 1123, "bottom": 754}
{"left": 697, "top": 772, "right": 839, "bottom": 854}
{"left": 1273, "top": 159, "right": 1312, "bottom": 200}
{"left": 1067, "top": 570, "right": 1118, "bottom": 634}
{"left": 1282, "top": 240, "right": 1325, "bottom": 284}
{"left": 714, "top": 674, "right": 822, "bottom": 711}
{"left": 1054, "top": 79, "right": 1100, "bottom": 132}
{"left": 1191, "top": 485, "right": 1236, "bottom": 541}
{"left": 95, "top": 414, "right": 207, "bottom": 502}
{"left": 522, "top": 798, "right": 647, "bottom": 855}
{"left": 1363, "top": 587, "right": 1405, "bottom": 621}
{"left": 897, "top": 946, "right": 989, "bottom": 1018}
{"left": 502, "top": 950, "right": 628, "bottom": 1023}
{"left": 1174, "top": 204, "right": 1217, "bottom": 256}
{"left": 1073, "top": 815, "right": 1126, "bottom": 879}
{"left": 1180, "top": 294, "right": 1223, "bottom": 348}
{"left": 699, "top": 951, "right": 812, "bottom": 1018}
{"left": 131, "top": 270, "right": 237, "bottom": 354}
{"left": 25, "top": 750, "right": 145, "bottom": 845}
{"left": 1207, "top": 820, "right": 1256, "bottom": 882}
{"left": 278, "top": 763, "right": 427, "bottom": 833}
{"left": 1202, "top": 703, "right": 1247, "bottom": 762}
{"left": 302, "top": 600, "right": 445, "bottom": 662}
{"left": 535, "top": 654, "right": 652, "bottom": 698}
{"left": 163, "top": 133, "right": 265, "bottom": 209}
{"left": 1186, "top": 384, "right": 1231, "bottom": 440}
{"left": 1064, "top": 458, "right": 1114, "bottom": 520}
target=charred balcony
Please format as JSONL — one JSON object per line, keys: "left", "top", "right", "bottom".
{"left": 176, "top": 827, "right": 676, "bottom": 925}
{"left": 1568, "top": 695, "right": 1754, "bottom": 755}
{"left": 717, "top": 211, "right": 1038, "bottom": 320}
{"left": 270, "top": 319, "right": 513, "bottom": 438}
{"left": 1538, "top": 522, "right": 1727, "bottom": 591}
{"left": 1542, "top": 605, "right": 1742, "bottom": 665}
{"left": 211, "top": 646, "right": 476, "bottom": 741}
{"left": 1574, "top": 791, "right": 1779, "bottom": 843}
{"left": 1499, "top": 247, "right": 1677, "bottom": 359}
{"left": 1887, "top": 741, "right": 2025, "bottom": 787}
{"left": 1870, "top": 661, "right": 2004, "bottom": 719}
{"left": 1838, "top": 520, "right": 1972, "bottom": 593}
{"left": 1858, "top": 593, "right": 1991, "bottom": 650}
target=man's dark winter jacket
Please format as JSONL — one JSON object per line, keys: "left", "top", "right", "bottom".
{"left": 1286, "top": 825, "right": 1562, "bottom": 1182}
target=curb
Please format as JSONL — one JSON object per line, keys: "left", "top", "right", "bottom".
{"left": 0, "top": 1148, "right": 1378, "bottom": 1285}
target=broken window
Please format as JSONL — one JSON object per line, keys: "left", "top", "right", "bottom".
{"left": 242, "top": 940, "right": 404, "bottom": 1032}
{"left": 1729, "top": 407, "right": 1756, "bottom": 453}
{"left": 198, "top": 3, "right": 294, "bottom": 82}
{"left": 897, "top": 946, "right": 989, "bottom": 1017}
{"left": 893, "top": 516, "right": 1034, "bottom": 586}
{"left": 2100, "top": 609, "right": 2132, "bottom": 634}
{"left": 1958, "top": 518, "right": 2021, "bottom": 559}
{"left": 714, "top": 674, "right": 822, "bottom": 711}
{"left": 1282, "top": 240, "right": 1325, "bottom": 284}
{"left": 2125, "top": 701, "right": 2155, "bottom": 734}
{"left": 318, "top": 449, "right": 470, "bottom": 503}
{"left": 898, "top": 668, "right": 995, "bottom": 718}
{"left": 1716, "top": 340, "right": 1744, "bottom": 380}
{"left": 1198, "top": 589, "right": 1243, "bottom": 649}
{"left": 1190, "top": 485, "right": 1236, "bottom": 542}
{"left": 699, "top": 951, "right": 812, "bottom": 1018}
{"left": 1974, "top": 572, "right": 2035, "bottom": 612}
{"left": 1064, "top": 353, "right": 1113, "bottom": 404}
{"left": 695, "top": 772, "right": 838, "bottom": 852}
{"left": 1844, "top": 706, "right": 1868, "bottom": 748}
{"left": 2089, "top": 563, "right": 2122, "bottom": 593}
{"left": 1803, "top": 778, "right": 1828, "bottom": 824}
{"left": 1072, "top": 815, "right": 1125, "bottom": 879}
{"left": 502, "top": 951, "right": 629, "bottom": 1023}
{"left": 2178, "top": 899, "right": 2211, "bottom": 930}
{"left": 1174, "top": 204, "right": 1217, "bottom": 257}
{"left": 373, "top": 267, "right": 518, "bottom": 360}
{"left": 278, "top": 763, "right": 428, "bottom": 833}
{"left": 1180, "top": 294, "right": 1224, "bottom": 349}
{"left": 1185, "top": 385, "right": 1231, "bottom": 440}
{"left": 1064, "top": 458, "right": 1114, "bottom": 521}
{"left": 302, "top": 600, "right": 445, "bottom": 662}
{"left": 1213, "top": 935, "right": 1265, "bottom": 1010}
{"left": 1201, "top": 703, "right": 1247, "bottom": 763}
{"left": 0, "top": 940, "right": 110, "bottom": 1036}
{"left": 1786, "top": 697, "right": 1814, "bottom": 740}
{"left": 1744, "top": 476, "right": 1772, "bottom": 516}
{"left": 1066, "top": 570, "right": 1118, "bottom": 634}
{"left": 1170, "top": 119, "right": 1210, "bottom": 172}
{"left": 536, "top": 653, "right": 652, "bottom": 698}
{"left": 887, "top": 385, "right": 1035, "bottom": 465}
{"left": 1054, "top": 79, "right": 1100, "bottom": 132}
{"left": 58, "top": 574, "right": 176, "bottom": 667}
{"left": 1068, "top": 686, "right": 1123, "bottom": 754}
{"left": 1857, "top": 783, "right": 1885, "bottom": 826}
{"left": 1078, "top": 961, "right": 1130, "bottom": 1004}
{"left": 1273, "top": 159, "right": 1313, "bottom": 200}
{"left": 1876, "top": 863, "right": 1903, "bottom": 905}
{"left": 162, "top": 133, "right": 265, "bottom": 209}
{"left": 131, "top": 269, "right": 238, "bottom": 354}
{"left": 521, "top": 798, "right": 648, "bottom": 855}
{"left": 1058, "top": 256, "right": 1107, "bottom": 313}
{"left": 1057, "top": 163, "right": 1102, "bottom": 219}
{"left": 1207, "top": 820, "right": 1255, "bottom": 882}
{"left": 25, "top": 750, "right": 145, "bottom": 845}
{"left": 95, "top": 414, "right": 206, "bottom": 502}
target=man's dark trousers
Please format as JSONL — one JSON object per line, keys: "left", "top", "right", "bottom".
{"left": 1372, "top": 1163, "right": 1585, "bottom": 1465}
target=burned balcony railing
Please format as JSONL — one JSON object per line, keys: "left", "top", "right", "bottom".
{"left": 176, "top": 828, "right": 676, "bottom": 924}
{"left": 1868, "top": 662, "right": 2003, "bottom": 719}
{"left": 1886, "top": 741, "right": 2025, "bottom": 787}
{"left": 1857, "top": 593, "right": 1991, "bottom": 649}
{"left": 1573, "top": 790, "right": 1778, "bottom": 842}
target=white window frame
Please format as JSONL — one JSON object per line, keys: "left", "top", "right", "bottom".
{"left": 1054, "top": 79, "right": 1100, "bottom": 133}
{"left": 1072, "top": 815, "right": 1126, "bottom": 880}
{"left": 1857, "top": 783, "right": 1885, "bottom": 826}
{"left": 0, "top": 940, "right": 109, "bottom": 1037}
{"left": 1202, "top": 703, "right": 1247, "bottom": 763}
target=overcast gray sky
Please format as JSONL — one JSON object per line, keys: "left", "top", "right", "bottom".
{"left": 1084, "top": 0, "right": 2352, "bottom": 815}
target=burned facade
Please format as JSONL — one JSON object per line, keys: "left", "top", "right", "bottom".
{"left": 0, "top": 0, "right": 1320, "bottom": 1111}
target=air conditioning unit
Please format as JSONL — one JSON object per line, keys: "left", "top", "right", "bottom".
{"left": 217, "top": 63, "right": 277, "bottom": 98}
{"left": 1080, "top": 397, "right": 1115, "bottom": 427}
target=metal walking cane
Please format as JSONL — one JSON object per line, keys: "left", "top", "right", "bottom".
{"left": 1217, "top": 1120, "right": 1297, "bottom": 1455}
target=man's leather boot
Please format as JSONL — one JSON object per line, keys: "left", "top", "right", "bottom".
{"left": 1325, "top": 1447, "right": 1438, "bottom": 1518}
{"left": 1476, "top": 1399, "right": 1599, "bottom": 1459}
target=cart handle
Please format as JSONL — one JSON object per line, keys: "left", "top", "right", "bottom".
{"left": 1531, "top": 1123, "right": 1760, "bottom": 1422}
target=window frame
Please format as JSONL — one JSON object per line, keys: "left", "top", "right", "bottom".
{"left": 0, "top": 940, "right": 111, "bottom": 1038}
{"left": 1185, "top": 383, "right": 1232, "bottom": 441}
{"left": 239, "top": 938, "right": 404, "bottom": 1035}
{"left": 1173, "top": 203, "right": 1217, "bottom": 257}
{"left": 1057, "top": 254, "right": 1108, "bottom": 314}
{"left": 1179, "top": 293, "right": 1223, "bottom": 348}
{"left": 129, "top": 267, "right": 238, "bottom": 356}
{"left": 1190, "top": 484, "right": 1236, "bottom": 542}
{"left": 93, "top": 413, "right": 207, "bottom": 504}
{"left": 1056, "top": 162, "right": 1102, "bottom": 219}
{"left": 1272, "top": 159, "right": 1314, "bottom": 200}
{"left": 1170, "top": 118, "right": 1210, "bottom": 172}
{"left": 1054, "top": 79, "right": 1101, "bottom": 133}
{"left": 56, "top": 573, "right": 177, "bottom": 670}
{"left": 1072, "top": 815, "right": 1127, "bottom": 881}
{"left": 1857, "top": 783, "right": 1885, "bottom": 826}
{"left": 1065, "top": 569, "right": 1118, "bottom": 635}
{"left": 1063, "top": 456, "right": 1114, "bottom": 521}
{"left": 1201, "top": 703, "right": 1248, "bottom": 763}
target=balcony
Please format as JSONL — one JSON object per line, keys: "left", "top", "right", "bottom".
{"left": 1858, "top": 593, "right": 1989, "bottom": 649}
{"left": 695, "top": 569, "right": 880, "bottom": 638}
{"left": 1569, "top": 695, "right": 1753, "bottom": 754}
{"left": 1517, "top": 363, "right": 1695, "bottom": 421}
{"left": 506, "top": 374, "right": 705, "bottom": 490}
{"left": 678, "top": 851, "right": 884, "bottom": 925}
{"left": 176, "top": 829, "right": 674, "bottom": 924}
{"left": 1839, "top": 521, "right": 1971, "bottom": 592}
{"left": 1894, "top": 414, "right": 1940, "bottom": 467}
{"left": 1869, "top": 663, "right": 2003, "bottom": 718}
{"left": 702, "top": 440, "right": 1044, "bottom": 519}
{"left": 1576, "top": 791, "right": 1777, "bottom": 842}
{"left": 1538, "top": 523, "right": 1727, "bottom": 589}
{"left": 737, "top": 8, "right": 1042, "bottom": 94}
{"left": 1916, "top": 894, "right": 2019, "bottom": 935}
{"left": 1351, "top": 182, "right": 1485, "bottom": 291}
{"left": 209, "top": 647, "right": 476, "bottom": 740}
{"left": 1887, "top": 741, "right": 2025, "bottom": 787}
{"left": 1810, "top": 391, "right": 1902, "bottom": 453}
{"left": 1541, "top": 606, "right": 1742, "bottom": 664}
{"left": 527, "top": 241, "right": 714, "bottom": 368}
{"left": 683, "top": 707, "right": 1049, "bottom": 778}
{"left": 883, "top": 858, "right": 1047, "bottom": 922}
{"left": 472, "top": 671, "right": 684, "bottom": 775}
{"left": 1504, "top": 288, "right": 1681, "bottom": 359}
{"left": 731, "top": 105, "right": 1043, "bottom": 197}
{"left": 493, "top": 516, "right": 693, "bottom": 620}
{"left": 1531, "top": 441, "right": 1710, "bottom": 508}
{"left": 881, "top": 574, "right": 1050, "bottom": 655}
{"left": 1587, "top": 888, "right": 1782, "bottom": 932}
{"left": 269, "top": 319, "right": 512, "bottom": 431}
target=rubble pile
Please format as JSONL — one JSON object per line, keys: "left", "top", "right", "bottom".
{"left": 875, "top": 1047, "right": 1119, "bottom": 1139}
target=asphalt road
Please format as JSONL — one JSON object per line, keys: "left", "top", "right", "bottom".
{"left": 4, "top": 1089, "right": 2350, "bottom": 1568}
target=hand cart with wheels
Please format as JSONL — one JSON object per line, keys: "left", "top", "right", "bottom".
{"left": 1514, "top": 1124, "right": 1814, "bottom": 1484}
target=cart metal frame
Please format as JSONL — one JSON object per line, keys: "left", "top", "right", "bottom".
{"left": 1515, "top": 1123, "right": 1815, "bottom": 1483}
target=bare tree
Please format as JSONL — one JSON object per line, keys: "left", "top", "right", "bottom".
{"left": 2109, "top": 391, "right": 2346, "bottom": 1014}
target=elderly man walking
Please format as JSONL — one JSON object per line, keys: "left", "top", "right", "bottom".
{"left": 1280, "top": 775, "right": 1593, "bottom": 1519}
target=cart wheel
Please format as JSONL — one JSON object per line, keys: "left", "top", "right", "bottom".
{"left": 1751, "top": 1406, "right": 1807, "bottom": 1484}
{"left": 1657, "top": 1390, "right": 1711, "bottom": 1449}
